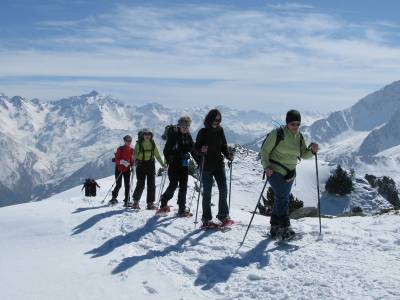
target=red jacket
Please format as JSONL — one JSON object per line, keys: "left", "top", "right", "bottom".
{"left": 115, "top": 145, "right": 134, "bottom": 173}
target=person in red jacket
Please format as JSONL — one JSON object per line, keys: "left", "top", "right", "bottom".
{"left": 110, "top": 135, "right": 135, "bottom": 206}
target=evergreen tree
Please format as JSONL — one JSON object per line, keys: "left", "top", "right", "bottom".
{"left": 366, "top": 174, "right": 400, "bottom": 208}
{"left": 325, "top": 165, "right": 353, "bottom": 196}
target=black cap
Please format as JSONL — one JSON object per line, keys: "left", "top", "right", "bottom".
{"left": 286, "top": 110, "right": 301, "bottom": 124}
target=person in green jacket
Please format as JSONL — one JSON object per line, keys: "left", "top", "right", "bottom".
{"left": 261, "top": 110, "right": 318, "bottom": 239}
{"left": 132, "top": 128, "right": 165, "bottom": 210}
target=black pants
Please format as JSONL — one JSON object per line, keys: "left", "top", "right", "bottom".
{"left": 132, "top": 160, "right": 156, "bottom": 204}
{"left": 112, "top": 170, "right": 131, "bottom": 200}
{"left": 161, "top": 164, "right": 189, "bottom": 210}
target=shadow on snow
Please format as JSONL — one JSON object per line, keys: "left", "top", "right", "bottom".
{"left": 112, "top": 228, "right": 218, "bottom": 274}
{"left": 72, "top": 209, "right": 126, "bottom": 235}
{"left": 194, "top": 238, "right": 300, "bottom": 290}
{"left": 85, "top": 215, "right": 176, "bottom": 258}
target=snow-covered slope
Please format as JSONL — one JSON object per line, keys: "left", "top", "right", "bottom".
{"left": 1, "top": 163, "right": 399, "bottom": 300}
{"left": 1, "top": 91, "right": 324, "bottom": 206}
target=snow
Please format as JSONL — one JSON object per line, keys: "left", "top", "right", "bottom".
{"left": 1, "top": 158, "right": 399, "bottom": 300}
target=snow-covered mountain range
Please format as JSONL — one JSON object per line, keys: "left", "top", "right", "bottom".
{"left": 0, "top": 91, "right": 323, "bottom": 206}
{"left": 303, "top": 80, "right": 400, "bottom": 182}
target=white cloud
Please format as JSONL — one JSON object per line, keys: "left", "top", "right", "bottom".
{"left": 1, "top": 3, "right": 400, "bottom": 112}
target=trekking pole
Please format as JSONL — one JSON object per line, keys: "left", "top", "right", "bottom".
{"left": 128, "top": 165, "right": 135, "bottom": 202}
{"left": 101, "top": 171, "right": 123, "bottom": 204}
{"left": 188, "top": 164, "right": 200, "bottom": 211}
{"left": 156, "top": 167, "right": 168, "bottom": 208}
{"left": 194, "top": 155, "right": 205, "bottom": 226}
{"left": 228, "top": 161, "right": 233, "bottom": 213}
{"left": 315, "top": 153, "right": 322, "bottom": 234}
{"left": 239, "top": 178, "right": 269, "bottom": 248}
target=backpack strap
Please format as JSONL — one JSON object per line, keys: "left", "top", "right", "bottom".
{"left": 150, "top": 140, "right": 155, "bottom": 160}
{"left": 270, "top": 126, "right": 285, "bottom": 155}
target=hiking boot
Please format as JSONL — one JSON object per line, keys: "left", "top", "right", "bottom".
{"left": 131, "top": 201, "right": 140, "bottom": 209}
{"left": 177, "top": 207, "right": 192, "bottom": 217}
{"left": 281, "top": 226, "right": 296, "bottom": 240}
{"left": 159, "top": 205, "right": 171, "bottom": 213}
{"left": 109, "top": 197, "right": 118, "bottom": 205}
{"left": 217, "top": 215, "right": 230, "bottom": 224}
{"left": 123, "top": 200, "right": 131, "bottom": 208}
{"left": 147, "top": 203, "right": 157, "bottom": 210}
{"left": 201, "top": 219, "right": 215, "bottom": 228}
{"left": 156, "top": 205, "right": 171, "bottom": 215}
{"left": 270, "top": 225, "right": 283, "bottom": 239}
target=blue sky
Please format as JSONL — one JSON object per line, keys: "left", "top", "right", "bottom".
{"left": 1, "top": 0, "right": 400, "bottom": 112}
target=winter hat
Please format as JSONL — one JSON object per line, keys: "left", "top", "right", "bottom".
{"left": 178, "top": 116, "right": 192, "bottom": 127}
{"left": 141, "top": 128, "right": 153, "bottom": 134}
{"left": 123, "top": 135, "right": 132, "bottom": 141}
{"left": 286, "top": 110, "right": 301, "bottom": 124}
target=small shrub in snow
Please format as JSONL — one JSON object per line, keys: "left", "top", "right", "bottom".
{"left": 258, "top": 187, "right": 303, "bottom": 216}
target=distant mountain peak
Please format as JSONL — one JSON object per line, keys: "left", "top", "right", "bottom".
{"left": 82, "top": 90, "right": 100, "bottom": 98}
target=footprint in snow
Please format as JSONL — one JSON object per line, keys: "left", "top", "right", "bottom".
{"left": 142, "top": 281, "right": 158, "bottom": 294}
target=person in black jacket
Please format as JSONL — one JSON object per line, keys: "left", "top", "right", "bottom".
{"left": 195, "top": 109, "right": 234, "bottom": 226}
{"left": 159, "top": 116, "right": 198, "bottom": 216}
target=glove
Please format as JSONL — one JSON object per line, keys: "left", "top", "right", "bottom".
{"left": 120, "top": 160, "right": 130, "bottom": 167}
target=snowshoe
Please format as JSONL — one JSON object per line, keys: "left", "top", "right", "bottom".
{"left": 131, "top": 201, "right": 140, "bottom": 210}
{"left": 219, "top": 219, "right": 234, "bottom": 227}
{"left": 109, "top": 198, "right": 118, "bottom": 206}
{"left": 177, "top": 208, "right": 193, "bottom": 218}
{"left": 281, "top": 226, "right": 296, "bottom": 241}
{"left": 147, "top": 203, "right": 158, "bottom": 210}
{"left": 201, "top": 220, "right": 220, "bottom": 229}
{"left": 156, "top": 205, "right": 171, "bottom": 216}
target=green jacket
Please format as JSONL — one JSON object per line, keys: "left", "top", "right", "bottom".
{"left": 261, "top": 126, "right": 313, "bottom": 176}
{"left": 134, "top": 139, "right": 165, "bottom": 166}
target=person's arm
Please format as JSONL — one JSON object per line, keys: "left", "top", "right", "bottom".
{"left": 261, "top": 130, "right": 278, "bottom": 170}
{"left": 300, "top": 136, "right": 315, "bottom": 159}
{"left": 115, "top": 147, "right": 122, "bottom": 165}
{"left": 195, "top": 128, "right": 206, "bottom": 155}
{"left": 163, "top": 132, "right": 176, "bottom": 163}
{"left": 134, "top": 142, "right": 140, "bottom": 161}
{"left": 189, "top": 134, "right": 200, "bottom": 164}
{"left": 220, "top": 127, "right": 230, "bottom": 159}
{"left": 130, "top": 148, "right": 135, "bottom": 165}
{"left": 154, "top": 144, "right": 165, "bottom": 166}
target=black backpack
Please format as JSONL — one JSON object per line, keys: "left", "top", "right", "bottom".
{"left": 161, "top": 125, "right": 178, "bottom": 141}
{"left": 260, "top": 126, "right": 305, "bottom": 160}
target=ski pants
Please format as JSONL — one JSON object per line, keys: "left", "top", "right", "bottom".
{"left": 112, "top": 170, "right": 131, "bottom": 201}
{"left": 201, "top": 166, "right": 228, "bottom": 222}
{"left": 132, "top": 160, "right": 156, "bottom": 204}
{"left": 161, "top": 164, "right": 189, "bottom": 210}
{"left": 268, "top": 172, "right": 294, "bottom": 226}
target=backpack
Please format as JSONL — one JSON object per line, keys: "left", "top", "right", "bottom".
{"left": 137, "top": 131, "right": 156, "bottom": 160}
{"left": 83, "top": 178, "right": 91, "bottom": 197}
{"left": 260, "top": 126, "right": 305, "bottom": 161}
{"left": 161, "top": 125, "right": 178, "bottom": 141}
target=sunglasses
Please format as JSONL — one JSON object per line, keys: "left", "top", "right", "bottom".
{"left": 143, "top": 132, "right": 151, "bottom": 136}
{"left": 125, "top": 139, "right": 132, "bottom": 142}
{"left": 288, "top": 122, "right": 301, "bottom": 127}
{"left": 213, "top": 118, "right": 221, "bottom": 123}
{"left": 180, "top": 126, "right": 190, "bottom": 129}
